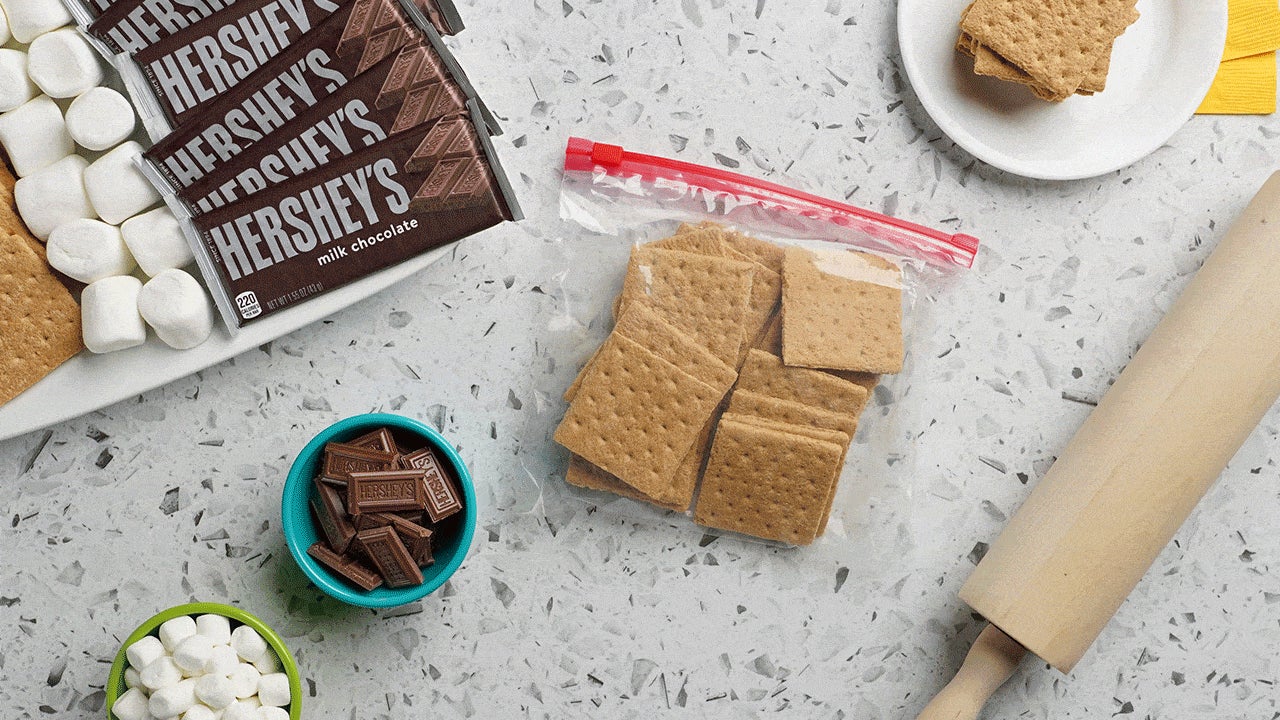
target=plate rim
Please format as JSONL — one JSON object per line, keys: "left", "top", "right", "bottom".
{"left": 897, "top": 0, "right": 1230, "bottom": 181}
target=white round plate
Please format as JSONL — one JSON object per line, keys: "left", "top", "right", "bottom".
{"left": 897, "top": 0, "right": 1228, "bottom": 180}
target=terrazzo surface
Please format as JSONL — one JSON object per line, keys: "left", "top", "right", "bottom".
{"left": 3, "top": 0, "right": 1279, "bottom": 717}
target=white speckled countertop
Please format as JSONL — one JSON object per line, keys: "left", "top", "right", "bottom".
{"left": 3, "top": 1, "right": 1279, "bottom": 717}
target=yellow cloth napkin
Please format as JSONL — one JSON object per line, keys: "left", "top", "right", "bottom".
{"left": 1197, "top": 0, "right": 1280, "bottom": 114}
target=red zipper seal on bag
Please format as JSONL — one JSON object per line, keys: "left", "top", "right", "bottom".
{"left": 565, "top": 137, "right": 979, "bottom": 269}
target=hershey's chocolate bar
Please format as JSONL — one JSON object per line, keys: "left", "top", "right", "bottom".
{"left": 87, "top": 0, "right": 236, "bottom": 54}
{"left": 311, "top": 479, "right": 356, "bottom": 553}
{"left": 308, "top": 541, "right": 383, "bottom": 590}
{"left": 348, "top": 469, "right": 427, "bottom": 514}
{"left": 177, "top": 41, "right": 469, "bottom": 213}
{"left": 185, "top": 103, "right": 519, "bottom": 328}
{"left": 141, "top": 3, "right": 483, "bottom": 192}
{"left": 355, "top": 526, "right": 422, "bottom": 588}
{"left": 401, "top": 446, "right": 461, "bottom": 521}
{"left": 322, "top": 440, "right": 397, "bottom": 480}
{"left": 349, "top": 427, "right": 396, "bottom": 453}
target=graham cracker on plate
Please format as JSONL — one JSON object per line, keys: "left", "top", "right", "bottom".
{"left": 728, "top": 390, "right": 859, "bottom": 439}
{"left": 565, "top": 454, "right": 688, "bottom": 512}
{"left": 737, "top": 349, "right": 870, "bottom": 419}
{"left": 617, "top": 247, "right": 755, "bottom": 365}
{"left": 782, "top": 246, "right": 904, "bottom": 374}
{"left": 554, "top": 333, "right": 731, "bottom": 504}
{"left": 693, "top": 416, "right": 845, "bottom": 546}
{"left": 0, "top": 163, "right": 82, "bottom": 407}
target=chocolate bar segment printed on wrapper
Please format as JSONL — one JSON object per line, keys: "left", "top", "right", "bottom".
{"left": 138, "top": 9, "right": 494, "bottom": 192}
{"left": 175, "top": 42, "right": 473, "bottom": 213}
{"left": 177, "top": 101, "right": 520, "bottom": 330}
{"left": 87, "top": 0, "right": 460, "bottom": 55}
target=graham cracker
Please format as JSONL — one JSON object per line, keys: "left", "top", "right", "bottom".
{"left": 554, "top": 333, "right": 730, "bottom": 504}
{"left": 693, "top": 417, "right": 844, "bottom": 545}
{"left": 737, "top": 349, "right": 870, "bottom": 418}
{"left": 0, "top": 162, "right": 82, "bottom": 406}
{"left": 565, "top": 455, "right": 687, "bottom": 512}
{"left": 565, "top": 302, "right": 736, "bottom": 403}
{"left": 618, "top": 247, "right": 755, "bottom": 365}
{"left": 825, "top": 369, "right": 880, "bottom": 396}
{"left": 721, "top": 229, "right": 785, "bottom": 274}
{"left": 781, "top": 246, "right": 904, "bottom": 374}
{"left": 755, "top": 309, "right": 783, "bottom": 355}
{"left": 728, "top": 390, "right": 858, "bottom": 439}
{"left": 960, "top": 0, "right": 1139, "bottom": 99}
{"left": 651, "top": 228, "right": 753, "bottom": 263}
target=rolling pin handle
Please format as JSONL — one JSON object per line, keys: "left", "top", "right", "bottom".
{"left": 915, "top": 623, "right": 1028, "bottom": 720}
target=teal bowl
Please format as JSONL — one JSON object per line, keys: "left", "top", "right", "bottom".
{"left": 282, "top": 413, "right": 476, "bottom": 608}
{"left": 106, "top": 602, "right": 301, "bottom": 719}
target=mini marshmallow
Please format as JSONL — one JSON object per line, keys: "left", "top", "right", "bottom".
{"left": 205, "top": 645, "right": 239, "bottom": 676}
{"left": 121, "top": 207, "right": 193, "bottom": 276}
{"left": 229, "top": 626, "right": 268, "bottom": 665}
{"left": 255, "top": 708, "right": 288, "bottom": 720}
{"left": 111, "top": 687, "right": 151, "bottom": 720}
{"left": 139, "top": 656, "right": 184, "bottom": 692}
{"left": 255, "top": 673, "right": 290, "bottom": 707}
{"left": 84, "top": 141, "right": 160, "bottom": 224}
{"left": 150, "top": 678, "right": 198, "bottom": 718}
{"left": 173, "top": 633, "right": 216, "bottom": 675}
{"left": 183, "top": 705, "right": 217, "bottom": 720}
{"left": 125, "top": 635, "right": 167, "bottom": 672}
{"left": 250, "top": 650, "right": 281, "bottom": 675}
{"left": 0, "top": 50, "right": 36, "bottom": 112}
{"left": 195, "top": 614, "right": 232, "bottom": 646}
{"left": 0, "top": 5, "right": 10, "bottom": 44}
{"left": 194, "top": 674, "right": 236, "bottom": 710}
{"left": 221, "top": 700, "right": 259, "bottom": 720}
{"left": 46, "top": 219, "right": 134, "bottom": 283}
{"left": 159, "top": 615, "right": 199, "bottom": 651}
{"left": 83, "top": 275, "right": 146, "bottom": 353}
{"left": 27, "top": 28, "right": 103, "bottom": 98}
{"left": 226, "top": 663, "right": 260, "bottom": 699}
{"left": 137, "top": 269, "right": 214, "bottom": 350}
{"left": 0, "top": 95, "right": 74, "bottom": 178}
{"left": 65, "top": 86, "right": 135, "bottom": 151}
{"left": 13, "top": 153, "right": 93, "bottom": 239}
{"left": 124, "top": 667, "right": 142, "bottom": 690}
{"left": 0, "top": 0, "right": 71, "bottom": 43}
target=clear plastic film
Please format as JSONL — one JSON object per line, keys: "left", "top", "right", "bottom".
{"left": 538, "top": 137, "right": 978, "bottom": 569}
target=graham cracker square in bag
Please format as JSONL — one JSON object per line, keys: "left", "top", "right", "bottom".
{"left": 782, "top": 246, "right": 904, "bottom": 374}
{"left": 554, "top": 333, "right": 731, "bottom": 503}
{"left": 694, "top": 417, "right": 845, "bottom": 545}
{"left": 617, "top": 247, "right": 755, "bottom": 365}
{"left": 727, "top": 390, "right": 859, "bottom": 439}
{"left": 738, "top": 349, "right": 870, "bottom": 418}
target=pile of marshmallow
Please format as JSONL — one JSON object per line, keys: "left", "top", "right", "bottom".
{"left": 0, "top": 0, "right": 215, "bottom": 353}
{"left": 112, "top": 613, "right": 293, "bottom": 720}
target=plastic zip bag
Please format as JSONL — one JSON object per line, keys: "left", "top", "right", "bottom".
{"left": 540, "top": 136, "right": 977, "bottom": 565}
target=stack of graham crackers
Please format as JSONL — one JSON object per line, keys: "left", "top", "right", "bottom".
{"left": 956, "top": 0, "right": 1140, "bottom": 101}
{"left": 0, "top": 161, "right": 82, "bottom": 407}
{"left": 555, "top": 223, "right": 904, "bottom": 546}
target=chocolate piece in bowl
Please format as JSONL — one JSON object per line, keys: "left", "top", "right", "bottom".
{"left": 310, "top": 480, "right": 356, "bottom": 553}
{"left": 399, "top": 446, "right": 461, "bottom": 522}
{"left": 322, "top": 441, "right": 397, "bottom": 482}
{"left": 307, "top": 542, "right": 383, "bottom": 591}
{"left": 347, "top": 469, "right": 428, "bottom": 514}
{"left": 355, "top": 526, "right": 423, "bottom": 588}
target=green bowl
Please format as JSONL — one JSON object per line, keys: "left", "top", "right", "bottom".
{"left": 105, "top": 602, "right": 301, "bottom": 719}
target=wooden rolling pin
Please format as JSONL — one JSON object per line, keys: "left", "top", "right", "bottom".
{"left": 917, "top": 172, "right": 1280, "bottom": 720}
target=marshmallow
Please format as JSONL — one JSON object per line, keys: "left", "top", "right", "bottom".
{"left": 255, "top": 708, "right": 288, "bottom": 720}
{"left": 250, "top": 651, "right": 280, "bottom": 675}
{"left": 46, "top": 218, "right": 134, "bottom": 283}
{"left": 159, "top": 615, "right": 199, "bottom": 651}
{"left": 150, "top": 678, "right": 198, "bottom": 718}
{"left": 121, "top": 207, "right": 193, "bottom": 276}
{"left": 0, "top": 0, "right": 71, "bottom": 43}
{"left": 0, "top": 95, "right": 73, "bottom": 177}
{"left": 84, "top": 141, "right": 160, "bottom": 224}
{"left": 82, "top": 275, "right": 146, "bottom": 353}
{"left": 226, "top": 663, "right": 259, "bottom": 699}
{"left": 125, "top": 635, "right": 167, "bottom": 672}
{"left": 124, "top": 667, "right": 143, "bottom": 690}
{"left": 137, "top": 269, "right": 213, "bottom": 350}
{"left": 194, "top": 674, "right": 236, "bottom": 710}
{"left": 183, "top": 705, "right": 217, "bottom": 720}
{"left": 13, "top": 154, "right": 93, "bottom": 239}
{"left": 195, "top": 614, "right": 232, "bottom": 646}
{"left": 173, "top": 633, "right": 216, "bottom": 675}
{"left": 111, "top": 687, "right": 152, "bottom": 720}
{"left": 66, "top": 86, "right": 135, "bottom": 151}
{"left": 221, "top": 700, "right": 260, "bottom": 720}
{"left": 0, "top": 50, "right": 36, "bottom": 112}
{"left": 139, "top": 656, "right": 183, "bottom": 692}
{"left": 27, "top": 28, "right": 102, "bottom": 98}
{"left": 255, "top": 674, "right": 290, "bottom": 708}
{"left": 229, "top": 627, "right": 268, "bottom": 665}
{"left": 0, "top": 5, "right": 10, "bottom": 44}
{"left": 205, "top": 645, "right": 239, "bottom": 676}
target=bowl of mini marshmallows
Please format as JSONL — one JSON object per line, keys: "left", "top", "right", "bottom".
{"left": 106, "top": 602, "right": 301, "bottom": 720}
